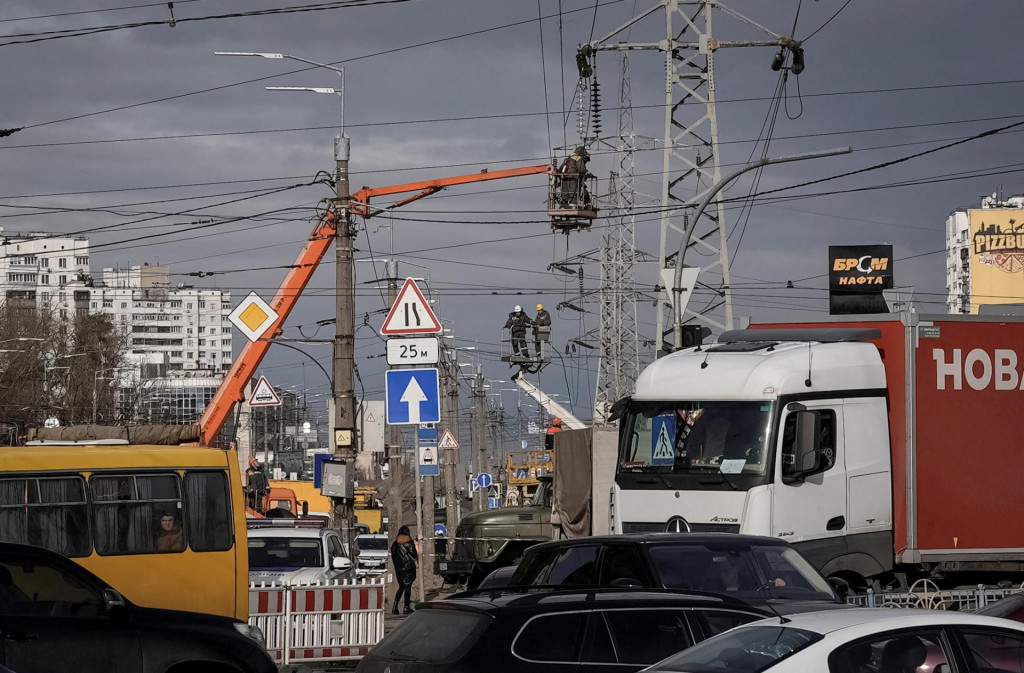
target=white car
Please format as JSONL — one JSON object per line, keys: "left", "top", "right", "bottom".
{"left": 644, "top": 608, "right": 1024, "bottom": 673}
{"left": 248, "top": 523, "right": 354, "bottom": 585}
{"left": 355, "top": 534, "right": 389, "bottom": 575}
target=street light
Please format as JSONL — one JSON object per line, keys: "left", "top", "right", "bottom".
{"left": 671, "top": 146, "right": 853, "bottom": 348}
{"left": 214, "top": 51, "right": 345, "bottom": 136}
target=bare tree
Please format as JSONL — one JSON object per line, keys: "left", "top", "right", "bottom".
{"left": 0, "top": 305, "right": 127, "bottom": 436}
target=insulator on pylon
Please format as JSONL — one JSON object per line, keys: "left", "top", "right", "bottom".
{"left": 590, "top": 81, "right": 602, "bottom": 137}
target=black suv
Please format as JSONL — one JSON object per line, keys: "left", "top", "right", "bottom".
{"left": 0, "top": 542, "right": 276, "bottom": 673}
{"left": 357, "top": 589, "right": 769, "bottom": 673}
{"left": 507, "top": 533, "right": 850, "bottom": 614}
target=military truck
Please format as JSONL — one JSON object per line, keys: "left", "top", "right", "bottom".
{"left": 437, "top": 476, "right": 554, "bottom": 588}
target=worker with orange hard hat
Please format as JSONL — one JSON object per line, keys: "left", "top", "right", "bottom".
{"left": 545, "top": 417, "right": 563, "bottom": 451}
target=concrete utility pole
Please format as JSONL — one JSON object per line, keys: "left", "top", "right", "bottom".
{"left": 440, "top": 352, "right": 459, "bottom": 534}
{"left": 332, "top": 128, "right": 358, "bottom": 548}
{"left": 473, "top": 366, "right": 486, "bottom": 512}
{"left": 385, "top": 260, "right": 404, "bottom": 538}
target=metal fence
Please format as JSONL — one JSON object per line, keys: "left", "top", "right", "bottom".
{"left": 846, "top": 579, "right": 1024, "bottom": 612}
{"left": 249, "top": 578, "right": 386, "bottom": 666}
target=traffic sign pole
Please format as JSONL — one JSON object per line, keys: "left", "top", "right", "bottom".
{"left": 413, "top": 432, "right": 426, "bottom": 603}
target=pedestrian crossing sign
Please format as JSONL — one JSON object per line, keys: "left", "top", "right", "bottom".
{"left": 651, "top": 414, "right": 675, "bottom": 466}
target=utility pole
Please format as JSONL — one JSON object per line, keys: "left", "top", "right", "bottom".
{"left": 331, "top": 128, "right": 358, "bottom": 549}
{"left": 440, "top": 350, "right": 459, "bottom": 535}
{"left": 385, "top": 260, "right": 404, "bottom": 539}
{"left": 473, "top": 366, "right": 486, "bottom": 512}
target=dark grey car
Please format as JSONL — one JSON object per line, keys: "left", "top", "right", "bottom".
{"left": 507, "top": 533, "right": 850, "bottom": 614}
{"left": 358, "top": 589, "right": 769, "bottom": 673}
{"left": 0, "top": 542, "right": 275, "bottom": 673}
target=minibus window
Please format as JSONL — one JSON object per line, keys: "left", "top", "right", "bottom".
{"left": 185, "top": 472, "right": 232, "bottom": 551}
{"left": 0, "top": 477, "right": 90, "bottom": 558}
{"left": 92, "top": 474, "right": 182, "bottom": 555}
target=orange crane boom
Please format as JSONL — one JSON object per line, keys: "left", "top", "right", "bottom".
{"left": 199, "top": 164, "right": 554, "bottom": 446}
{"left": 199, "top": 205, "right": 339, "bottom": 446}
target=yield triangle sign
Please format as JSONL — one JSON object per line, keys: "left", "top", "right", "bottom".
{"left": 249, "top": 376, "right": 282, "bottom": 407}
{"left": 438, "top": 428, "right": 460, "bottom": 450}
{"left": 381, "top": 278, "right": 442, "bottom": 335}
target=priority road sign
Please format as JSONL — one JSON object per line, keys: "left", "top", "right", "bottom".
{"left": 381, "top": 278, "right": 442, "bottom": 335}
{"left": 385, "top": 368, "right": 440, "bottom": 425}
{"left": 229, "top": 292, "right": 279, "bottom": 343}
{"left": 249, "top": 376, "right": 282, "bottom": 407}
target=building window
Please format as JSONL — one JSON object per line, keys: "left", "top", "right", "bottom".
{"left": 170, "top": 300, "right": 182, "bottom": 308}
{"left": 90, "top": 302, "right": 97, "bottom": 309}
{"left": 75, "top": 256, "right": 88, "bottom": 266}
{"left": 199, "top": 301, "right": 206, "bottom": 309}
{"left": 198, "top": 327, "right": 205, "bottom": 334}
{"left": 40, "top": 275, "right": 49, "bottom": 285}
{"left": 59, "top": 309, "right": 67, "bottom": 319}
{"left": 58, "top": 275, "right": 67, "bottom": 285}
{"left": 221, "top": 302, "right": 231, "bottom": 310}
{"left": 40, "top": 292, "right": 50, "bottom": 303}
{"left": 120, "top": 302, "right": 127, "bottom": 309}
{"left": 40, "top": 258, "right": 49, "bottom": 268}
{"left": 58, "top": 258, "right": 68, "bottom": 268}
{"left": 103, "top": 299, "right": 112, "bottom": 308}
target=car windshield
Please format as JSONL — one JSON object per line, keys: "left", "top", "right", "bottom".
{"left": 248, "top": 537, "right": 322, "bottom": 568}
{"left": 376, "top": 609, "right": 490, "bottom": 663}
{"left": 650, "top": 544, "right": 836, "bottom": 601}
{"left": 358, "top": 537, "right": 388, "bottom": 551}
{"left": 621, "top": 401, "right": 773, "bottom": 476}
{"left": 649, "top": 624, "right": 821, "bottom": 673}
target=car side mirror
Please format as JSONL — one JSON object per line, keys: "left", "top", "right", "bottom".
{"left": 103, "top": 588, "right": 128, "bottom": 617}
{"left": 332, "top": 557, "right": 352, "bottom": 571}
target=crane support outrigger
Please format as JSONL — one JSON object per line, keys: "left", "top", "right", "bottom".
{"left": 200, "top": 163, "right": 596, "bottom": 445}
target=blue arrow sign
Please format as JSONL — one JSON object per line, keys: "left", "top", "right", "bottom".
{"left": 434, "top": 523, "right": 447, "bottom": 537}
{"left": 385, "top": 368, "right": 440, "bottom": 425}
{"left": 476, "top": 473, "right": 493, "bottom": 489}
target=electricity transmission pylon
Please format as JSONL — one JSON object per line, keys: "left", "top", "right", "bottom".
{"left": 581, "top": 0, "right": 796, "bottom": 350}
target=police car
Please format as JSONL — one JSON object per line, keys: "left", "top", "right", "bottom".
{"left": 247, "top": 520, "right": 355, "bottom": 585}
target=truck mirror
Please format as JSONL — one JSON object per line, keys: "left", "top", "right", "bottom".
{"left": 301, "top": 501, "right": 309, "bottom": 517}
{"left": 795, "top": 410, "right": 823, "bottom": 474}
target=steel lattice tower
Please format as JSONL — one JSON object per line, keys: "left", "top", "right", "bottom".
{"left": 587, "top": 0, "right": 733, "bottom": 348}
{"left": 594, "top": 54, "right": 642, "bottom": 424}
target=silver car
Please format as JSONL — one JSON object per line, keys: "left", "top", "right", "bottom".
{"left": 248, "top": 523, "right": 355, "bottom": 585}
{"left": 355, "top": 534, "right": 389, "bottom": 575}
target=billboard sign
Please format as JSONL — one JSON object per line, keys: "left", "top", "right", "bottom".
{"left": 969, "top": 209, "right": 1024, "bottom": 314}
{"left": 828, "top": 245, "right": 893, "bottom": 314}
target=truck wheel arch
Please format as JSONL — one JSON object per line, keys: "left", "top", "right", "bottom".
{"left": 820, "top": 552, "right": 886, "bottom": 590}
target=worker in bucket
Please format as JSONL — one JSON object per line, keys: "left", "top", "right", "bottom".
{"left": 557, "top": 146, "right": 591, "bottom": 207}
{"left": 504, "top": 305, "right": 535, "bottom": 358}
{"left": 545, "top": 417, "right": 563, "bottom": 450}
{"left": 533, "top": 303, "right": 552, "bottom": 357}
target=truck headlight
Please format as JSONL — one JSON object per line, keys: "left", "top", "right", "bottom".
{"left": 234, "top": 622, "right": 267, "bottom": 649}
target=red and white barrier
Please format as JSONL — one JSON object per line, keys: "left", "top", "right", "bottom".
{"left": 249, "top": 579, "right": 386, "bottom": 665}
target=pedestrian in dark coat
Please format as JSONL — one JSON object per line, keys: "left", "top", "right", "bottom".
{"left": 390, "top": 526, "right": 419, "bottom": 614}
{"left": 504, "top": 305, "right": 535, "bottom": 358}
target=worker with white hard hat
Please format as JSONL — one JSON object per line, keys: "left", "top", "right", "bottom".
{"left": 504, "top": 304, "right": 535, "bottom": 358}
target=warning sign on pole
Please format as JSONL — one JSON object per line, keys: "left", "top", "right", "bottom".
{"left": 249, "top": 376, "right": 282, "bottom": 407}
{"left": 438, "top": 427, "right": 460, "bottom": 450}
{"left": 381, "top": 278, "right": 442, "bottom": 335}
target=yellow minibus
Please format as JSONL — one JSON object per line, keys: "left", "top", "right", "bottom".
{"left": 0, "top": 442, "right": 248, "bottom": 621}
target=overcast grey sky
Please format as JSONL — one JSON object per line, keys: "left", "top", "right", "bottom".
{"left": 3, "top": 0, "right": 1024, "bottom": 432}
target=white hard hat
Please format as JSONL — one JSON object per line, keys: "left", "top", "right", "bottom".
{"left": 514, "top": 305, "right": 522, "bottom": 312}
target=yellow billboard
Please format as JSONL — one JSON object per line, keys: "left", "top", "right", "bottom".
{"left": 970, "top": 209, "right": 1024, "bottom": 313}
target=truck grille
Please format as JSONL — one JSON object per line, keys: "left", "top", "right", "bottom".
{"left": 622, "top": 521, "right": 740, "bottom": 534}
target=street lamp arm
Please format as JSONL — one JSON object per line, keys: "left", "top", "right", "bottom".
{"left": 671, "top": 146, "right": 852, "bottom": 349}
